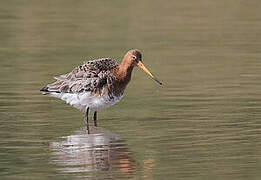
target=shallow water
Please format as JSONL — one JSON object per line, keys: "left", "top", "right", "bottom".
{"left": 1, "top": 1, "right": 261, "bottom": 179}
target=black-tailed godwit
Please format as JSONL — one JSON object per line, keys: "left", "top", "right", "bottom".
{"left": 41, "top": 49, "right": 162, "bottom": 133}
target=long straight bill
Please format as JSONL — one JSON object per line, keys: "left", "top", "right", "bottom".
{"left": 137, "top": 61, "right": 163, "bottom": 86}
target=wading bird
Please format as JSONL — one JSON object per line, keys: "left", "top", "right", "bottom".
{"left": 41, "top": 49, "right": 162, "bottom": 133}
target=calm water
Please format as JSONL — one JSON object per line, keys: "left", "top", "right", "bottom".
{"left": 1, "top": 1, "right": 261, "bottom": 179}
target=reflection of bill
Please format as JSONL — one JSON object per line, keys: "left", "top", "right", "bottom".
{"left": 142, "top": 158, "right": 155, "bottom": 180}
{"left": 49, "top": 127, "right": 135, "bottom": 175}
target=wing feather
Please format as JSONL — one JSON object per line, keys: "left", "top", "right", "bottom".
{"left": 41, "top": 58, "right": 119, "bottom": 94}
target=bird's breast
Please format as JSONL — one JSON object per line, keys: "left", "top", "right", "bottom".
{"left": 77, "top": 91, "right": 123, "bottom": 111}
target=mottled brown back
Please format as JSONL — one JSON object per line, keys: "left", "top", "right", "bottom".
{"left": 41, "top": 58, "right": 119, "bottom": 94}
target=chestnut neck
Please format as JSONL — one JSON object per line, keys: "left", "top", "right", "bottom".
{"left": 113, "top": 58, "right": 134, "bottom": 86}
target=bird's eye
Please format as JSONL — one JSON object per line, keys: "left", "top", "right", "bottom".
{"left": 132, "top": 55, "right": 136, "bottom": 60}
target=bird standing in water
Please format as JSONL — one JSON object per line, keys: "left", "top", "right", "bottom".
{"left": 41, "top": 49, "right": 162, "bottom": 133}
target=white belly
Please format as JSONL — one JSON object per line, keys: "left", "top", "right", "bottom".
{"left": 48, "top": 92, "right": 123, "bottom": 112}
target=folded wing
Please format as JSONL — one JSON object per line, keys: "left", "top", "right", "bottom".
{"left": 40, "top": 58, "right": 119, "bottom": 94}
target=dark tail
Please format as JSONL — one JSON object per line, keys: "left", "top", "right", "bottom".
{"left": 40, "top": 86, "right": 50, "bottom": 95}
{"left": 40, "top": 86, "right": 49, "bottom": 92}
{"left": 40, "top": 86, "right": 60, "bottom": 94}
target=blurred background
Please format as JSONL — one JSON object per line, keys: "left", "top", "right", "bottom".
{"left": 1, "top": 0, "right": 261, "bottom": 179}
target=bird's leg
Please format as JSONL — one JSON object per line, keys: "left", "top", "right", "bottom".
{"left": 85, "top": 107, "right": 90, "bottom": 134}
{"left": 94, "top": 111, "right": 97, "bottom": 127}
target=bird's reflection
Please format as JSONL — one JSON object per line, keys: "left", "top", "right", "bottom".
{"left": 49, "top": 127, "right": 135, "bottom": 174}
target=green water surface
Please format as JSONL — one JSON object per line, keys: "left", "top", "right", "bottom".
{"left": 1, "top": 1, "right": 261, "bottom": 179}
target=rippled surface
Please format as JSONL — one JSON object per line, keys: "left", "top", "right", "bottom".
{"left": 1, "top": 1, "right": 261, "bottom": 179}
{"left": 50, "top": 127, "right": 134, "bottom": 176}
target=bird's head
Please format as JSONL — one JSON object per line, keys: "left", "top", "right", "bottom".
{"left": 124, "top": 49, "right": 163, "bottom": 86}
